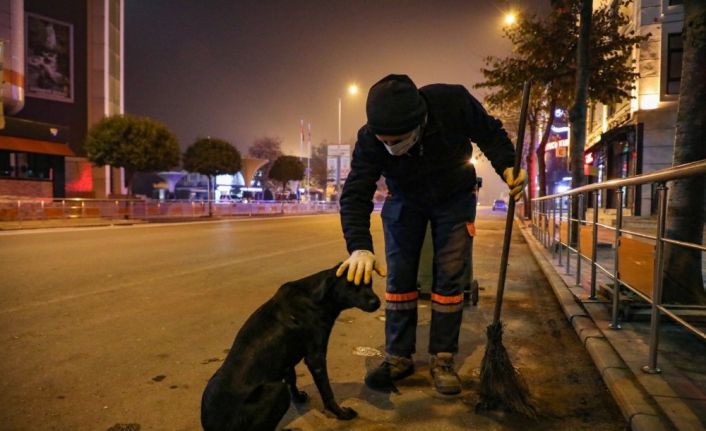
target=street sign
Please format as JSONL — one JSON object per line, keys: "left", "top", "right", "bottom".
{"left": 327, "top": 145, "right": 351, "bottom": 198}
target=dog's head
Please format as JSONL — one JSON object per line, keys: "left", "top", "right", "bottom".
{"left": 310, "top": 264, "right": 381, "bottom": 313}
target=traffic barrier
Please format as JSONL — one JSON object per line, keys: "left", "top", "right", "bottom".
{"left": 0, "top": 198, "right": 341, "bottom": 223}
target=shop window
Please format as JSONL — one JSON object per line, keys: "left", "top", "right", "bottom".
{"left": 666, "top": 33, "right": 682, "bottom": 95}
{"left": 0, "top": 150, "right": 53, "bottom": 180}
{"left": 0, "top": 151, "right": 13, "bottom": 177}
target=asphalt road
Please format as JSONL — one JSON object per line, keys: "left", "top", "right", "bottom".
{"left": 0, "top": 210, "right": 625, "bottom": 430}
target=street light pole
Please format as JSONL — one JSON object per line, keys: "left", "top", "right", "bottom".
{"left": 332, "top": 84, "right": 358, "bottom": 200}
{"left": 336, "top": 97, "right": 342, "bottom": 197}
{"left": 307, "top": 122, "right": 311, "bottom": 201}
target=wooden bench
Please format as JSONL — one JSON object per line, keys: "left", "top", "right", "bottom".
{"left": 618, "top": 236, "right": 655, "bottom": 298}
{"left": 579, "top": 225, "right": 595, "bottom": 260}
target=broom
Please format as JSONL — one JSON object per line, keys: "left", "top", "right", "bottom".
{"left": 476, "top": 80, "right": 537, "bottom": 418}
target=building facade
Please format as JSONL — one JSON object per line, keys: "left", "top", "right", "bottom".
{"left": 583, "top": 0, "right": 683, "bottom": 216}
{"left": 0, "top": 0, "right": 124, "bottom": 199}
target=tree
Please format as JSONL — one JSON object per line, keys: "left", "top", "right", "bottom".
{"left": 248, "top": 136, "right": 283, "bottom": 190}
{"left": 84, "top": 114, "right": 180, "bottom": 194}
{"left": 476, "top": 0, "right": 648, "bottom": 198}
{"left": 310, "top": 142, "right": 330, "bottom": 191}
{"left": 269, "top": 155, "right": 304, "bottom": 197}
{"left": 183, "top": 137, "right": 242, "bottom": 216}
{"left": 662, "top": 0, "right": 706, "bottom": 304}
{"left": 568, "top": 0, "right": 592, "bottom": 232}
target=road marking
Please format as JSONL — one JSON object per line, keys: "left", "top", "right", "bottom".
{"left": 0, "top": 239, "right": 342, "bottom": 315}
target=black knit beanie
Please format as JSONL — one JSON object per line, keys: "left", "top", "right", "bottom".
{"left": 366, "top": 74, "right": 427, "bottom": 135}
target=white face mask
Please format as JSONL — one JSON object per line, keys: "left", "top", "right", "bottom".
{"left": 378, "top": 126, "right": 421, "bottom": 156}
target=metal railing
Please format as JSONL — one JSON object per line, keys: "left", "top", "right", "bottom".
{"left": 529, "top": 159, "right": 706, "bottom": 373}
{"left": 0, "top": 198, "right": 341, "bottom": 224}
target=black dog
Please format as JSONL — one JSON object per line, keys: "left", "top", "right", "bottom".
{"left": 201, "top": 264, "right": 381, "bottom": 431}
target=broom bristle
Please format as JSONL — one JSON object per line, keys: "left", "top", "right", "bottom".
{"left": 477, "top": 321, "right": 537, "bottom": 418}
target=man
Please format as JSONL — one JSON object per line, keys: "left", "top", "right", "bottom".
{"left": 336, "top": 74, "right": 526, "bottom": 395}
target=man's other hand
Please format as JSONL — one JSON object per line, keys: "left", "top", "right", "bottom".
{"left": 503, "top": 167, "right": 527, "bottom": 201}
{"left": 336, "top": 250, "right": 387, "bottom": 285}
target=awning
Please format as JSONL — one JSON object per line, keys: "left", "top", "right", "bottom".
{"left": 0, "top": 135, "right": 75, "bottom": 156}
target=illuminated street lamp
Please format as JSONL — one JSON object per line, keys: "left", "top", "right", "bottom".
{"left": 339, "top": 83, "right": 359, "bottom": 145}
{"left": 333, "top": 83, "right": 359, "bottom": 198}
{"left": 504, "top": 11, "right": 517, "bottom": 26}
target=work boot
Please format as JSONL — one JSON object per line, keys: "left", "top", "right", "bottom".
{"left": 365, "top": 355, "right": 415, "bottom": 392}
{"left": 430, "top": 352, "right": 461, "bottom": 395}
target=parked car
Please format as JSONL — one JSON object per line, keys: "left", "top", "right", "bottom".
{"left": 492, "top": 199, "right": 507, "bottom": 211}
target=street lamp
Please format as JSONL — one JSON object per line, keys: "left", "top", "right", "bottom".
{"left": 338, "top": 84, "right": 359, "bottom": 145}
{"left": 504, "top": 11, "right": 517, "bottom": 26}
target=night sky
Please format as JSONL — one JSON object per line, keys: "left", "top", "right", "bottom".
{"left": 125, "top": 0, "right": 549, "bottom": 158}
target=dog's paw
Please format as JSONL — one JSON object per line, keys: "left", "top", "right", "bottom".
{"left": 334, "top": 406, "right": 358, "bottom": 421}
{"left": 291, "top": 390, "right": 308, "bottom": 404}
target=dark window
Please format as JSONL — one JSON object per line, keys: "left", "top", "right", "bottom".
{"left": 0, "top": 151, "right": 12, "bottom": 177}
{"left": 0, "top": 150, "right": 53, "bottom": 180}
{"left": 667, "top": 33, "right": 682, "bottom": 94}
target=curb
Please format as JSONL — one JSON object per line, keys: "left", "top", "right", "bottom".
{"left": 0, "top": 219, "right": 147, "bottom": 231}
{"left": 517, "top": 221, "right": 674, "bottom": 431}
{"left": 0, "top": 212, "right": 336, "bottom": 231}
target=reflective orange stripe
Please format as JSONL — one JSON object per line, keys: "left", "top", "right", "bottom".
{"left": 466, "top": 222, "right": 476, "bottom": 237}
{"left": 431, "top": 293, "right": 464, "bottom": 304}
{"left": 385, "top": 292, "right": 418, "bottom": 302}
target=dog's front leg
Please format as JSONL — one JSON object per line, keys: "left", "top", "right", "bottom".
{"left": 304, "top": 353, "right": 357, "bottom": 420}
{"left": 285, "top": 367, "right": 308, "bottom": 404}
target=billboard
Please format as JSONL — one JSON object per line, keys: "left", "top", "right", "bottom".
{"left": 326, "top": 144, "right": 351, "bottom": 197}
{"left": 26, "top": 13, "right": 74, "bottom": 102}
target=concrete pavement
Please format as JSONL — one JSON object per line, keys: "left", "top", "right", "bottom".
{"left": 519, "top": 218, "right": 706, "bottom": 431}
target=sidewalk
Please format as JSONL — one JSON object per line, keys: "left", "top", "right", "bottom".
{"left": 278, "top": 211, "right": 628, "bottom": 430}
{"left": 518, "top": 218, "right": 706, "bottom": 431}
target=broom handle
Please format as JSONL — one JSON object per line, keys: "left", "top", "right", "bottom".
{"left": 492, "top": 80, "right": 531, "bottom": 325}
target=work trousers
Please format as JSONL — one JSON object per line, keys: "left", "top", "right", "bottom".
{"left": 381, "top": 191, "right": 476, "bottom": 358}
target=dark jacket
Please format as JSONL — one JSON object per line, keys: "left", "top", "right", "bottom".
{"left": 339, "top": 84, "right": 517, "bottom": 254}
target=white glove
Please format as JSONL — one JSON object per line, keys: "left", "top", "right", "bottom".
{"left": 336, "top": 250, "right": 387, "bottom": 285}
{"left": 503, "top": 167, "right": 528, "bottom": 201}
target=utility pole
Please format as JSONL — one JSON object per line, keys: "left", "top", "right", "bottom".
{"left": 307, "top": 122, "right": 312, "bottom": 200}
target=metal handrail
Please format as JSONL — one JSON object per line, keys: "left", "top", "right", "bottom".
{"left": 534, "top": 159, "right": 706, "bottom": 200}
{"left": 528, "top": 158, "right": 706, "bottom": 375}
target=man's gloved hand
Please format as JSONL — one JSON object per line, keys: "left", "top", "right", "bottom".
{"left": 336, "top": 250, "right": 387, "bottom": 285}
{"left": 503, "top": 167, "right": 528, "bottom": 201}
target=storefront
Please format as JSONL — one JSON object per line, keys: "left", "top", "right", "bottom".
{"left": 0, "top": 118, "right": 74, "bottom": 198}
{"left": 544, "top": 138, "right": 571, "bottom": 195}
{"left": 583, "top": 124, "right": 643, "bottom": 214}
